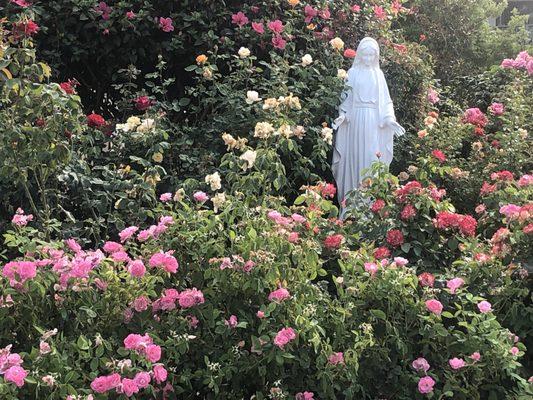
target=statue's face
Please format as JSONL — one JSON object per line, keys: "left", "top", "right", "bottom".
{"left": 360, "top": 47, "right": 376, "bottom": 67}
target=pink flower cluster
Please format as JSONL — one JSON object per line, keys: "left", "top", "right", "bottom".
{"left": 327, "top": 352, "right": 345, "bottom": 365}
{"left": 462, "top": 108, "right": 488, "bottom": 128}
{"left": 149, "top": 251, "right": 179, "bottom": 273}
{"left": 137, "top": 215, "right": 174, "bottom": 242}
{"left": 501, "top": 51, "right": 533, "bottom": 75}
{"left": 210, "top": 255, "right": 255, "bottom": 273}
{"left": 91, "top": 365, "right": 167, "bottom": 397}
{"left": 152, "top": 287, "right": 205, "bottom": 312}
{"left": 411, "top": 357, "right": 435, "bottom": 394}
{"left": 433, "top": 211, "right": 477, "bottom": 237}
{"left": 11, "top": 208, "right": 33, "bottom": 226}
{"left": 273, "top": 327, "right": 296, "bottom": 349}
{"left": 123, "top": 334, "right": 161, "bottom": 362}
{"left": 1, "top": 261, "right": 37, "bottom": 288}
{"left": 0, "top": 346, "right": 27, "bottom": 388}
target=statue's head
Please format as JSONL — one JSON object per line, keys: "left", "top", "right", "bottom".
{"left": 353, "top": 37, "right": 380, "bottom": 69}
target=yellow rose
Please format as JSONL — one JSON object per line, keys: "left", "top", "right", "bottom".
{"left": 152, "top": 152, "right": 163, "bottom": 163}
{"left": 330, "top": 37, "right": 345, "bottom": 51}
{"left": 288, "top": 0, "right": 300, "bottom": 6}
{"left": 196, "top": 54, "right": 208, "bottom": 64}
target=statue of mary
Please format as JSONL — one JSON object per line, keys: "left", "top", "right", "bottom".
{"left": 331, "top": 37, "right": 405, "bottom": 218}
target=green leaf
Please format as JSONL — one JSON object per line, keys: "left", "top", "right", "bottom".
{"left": 370, "top": 309, "right": 387, "bottom": 320}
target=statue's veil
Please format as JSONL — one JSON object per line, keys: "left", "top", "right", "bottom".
{"left": 351, "top": 37, "right": 380, "bottom": 69}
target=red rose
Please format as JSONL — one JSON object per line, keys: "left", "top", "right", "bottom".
{"left": 431, "top": 149, "right": 446, "bottom": 163}
{"left": 373, "top": 246, "right": 390, "bottom": 260}
{"left": 35, "top": 118, "right": 46, "bottom": 127}
{"left": 458, "top": 215, "right": 477, "bottom": 237}
{"left": 400, "top": 204, "right": 416, "bottom": 220}
{"left": 320, "top": 183, "right": 336, "bottom": 199}
{"left": 418, "top": 272, "right": 435, "bottom": 287}
{"left": 386, "top": 229, "right": 404, "bottom": 248}
{"left": 324, "top": 234, "right": 343, "bottom": 250}
{"left": 14, "top": 20, "right": 39, "bottom": 37}
{"left": 134, "top": 96, "right": 154, "bottom": 111}
{"left": 87, "top": 113, "right": 106, "bottom": 128}
{"left": 343, "top": 49, "right": 356, "bottom": 58}
{"left": 60, "top": 81, "right": 76, "bottom": 95}
{"left": 370, "top": 199, "right": 385, "bottom": 213}
{"left": 474, "top": 126, "right": 485, "bottom": 136}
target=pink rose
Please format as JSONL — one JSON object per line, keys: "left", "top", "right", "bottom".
{"left": 446, "top": 278, "right": 465, "bottom": 294}
{"left": 256, "top": 310, "right": 265, "bottom": 318}
{"left": 145, "top": 344, "right": 162, "bottom": 363}
{"left": 153, "top": 365, "right": 167, "bottom": 383}
{"left": 510, "top": 346, "right": 520, "bottom": 356}
{"left": 160, "top": 193, "right": 172, "bottom": 202}
{"left": 417, "top": 376, "right": 435, "bottom": 394}
{"left": 4, "top": 366, "right": 28, "bottom": 387}
{"left": 267, "top": 20, "right": 284, "bottom": 34}
{"left": 121, "top": 378, "right": 139, "bottom": 397}
{"left": 425, "top": 299, "right": 443, "bottom": 315}
{"left": 448, "top": 357, "right": 465, "bottom": 370}
{"left": 327, "top": 352, "right": 344, "bottom": 365}
{"left": 488, "top": 102, "right": 504, "bottom": 115}
{"left": 252, "top": 22, "right": 264, "bottom": 34}
{"left": 231, "top": 11, "right": 249, "bottom": 27}
{"left": 364, "top": 262, "right": 378, "bottom": 276}
{"left": 193, "top": 191, "right": 209, "bottom": 202}
{"left": 225, "top": 315, "right": 238, "bottom": 328}
{"left": 393, "top": 257, "right": 408, "bottom": 266}
{"left": 119, "top": 226, "right": 139, "bottom": 242}
{"left": 159, "top": 17, "right": 174, "bottom": 32}
{"left": 470, "top": 352, "right": 481, "bottom": 362}
{"left": 178, "top": 288, "right": 205, "bottom": 308}
{"left": 133, "top": 371, "right": 151, "bottom": 389}
{"left": 477, "top": 300, "right": 492, "bottom": 313}
{"left": 268, "top": 288, "right": 290, "bottom": 302}
{"left": 128, "top": 260, "right": 146, "bottom": 278}
{"left": 133, "top": 296, "right": 150, "bottom": 312}
{"left": 272, "top": 35, "right": 287, "bottom": 50}
{"left": 412, "top": 357, "right": 430, "bottom": 373}
{"left": 273, "top": 327, "right": 296, "bottom": 349}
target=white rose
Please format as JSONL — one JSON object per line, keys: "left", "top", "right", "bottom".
{"left": 246, "top": 90, "right": 262, "bottom": 104}
{"left": 254, "top": 122, "right": 275, "bottom": 139}
{"left": 337, "top": 68, "right": 347, "bottom": 79}
{"left": 238, "top": 47, "right": 251, "bottom": 58}
{"left": 301, "top": 54, "right": 313, "bottom": 67}
{"left": 212, "top": 192, "right": 227, "bottom": 212}
{"left": 321, "top": 126, "right": 333, "bottom": 145}
{"left": 136, "top": 118, "right": 155, "bottom": 133}
{"left": 240, "top": 150, "right": 257, "bottom": 170}
{"left": 204, "top": 171, "right": 222, "bottom": 191}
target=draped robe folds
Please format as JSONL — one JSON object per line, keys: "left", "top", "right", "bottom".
{"left": 332, "top": 46, "right": 399, "bottom": 218}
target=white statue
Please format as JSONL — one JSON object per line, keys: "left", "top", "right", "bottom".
{"left": 331, "top": 37, "right": 405, "bottom": 218}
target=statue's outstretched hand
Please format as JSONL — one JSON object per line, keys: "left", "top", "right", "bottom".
{"left": 388, "top": 120, "right": 405, "bottom": 137}
{"left": 332, "top": 114, "right": 346, "bottom": 130}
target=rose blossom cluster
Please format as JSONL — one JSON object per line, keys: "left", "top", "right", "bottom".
{"left": 11, "top": 208, "right": 34, "bottom": 226}
{"left": 209, "top": 255, "right": 255, "bottom": 273}
{"left": 411, "top": 357, "right": 435, "bottom": 394}
{"left": 0, "top": 345, "right": 28, "bottom": 388}
{"left": 501, "top": 51, "right": 533, "bottom": 75}
{"left": 433, "top": 211, "right": 477, "bottom": 237}
{"left": 136, "top": 215, "right": 174, "bottom": 242}
{"left": 123, "top": 334, "right": 161, "bottom": 362}
{"left": 151, "top": 287, "right": 205, "bottom": 312}
{"left": 90, "top": 365, "right": 167, "bottom": 397}
{"left": 273, "top": 327, "right": 296, "bottom": 349}
{"left": 462, "top": 107, "right": 488, "bottom": 128}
